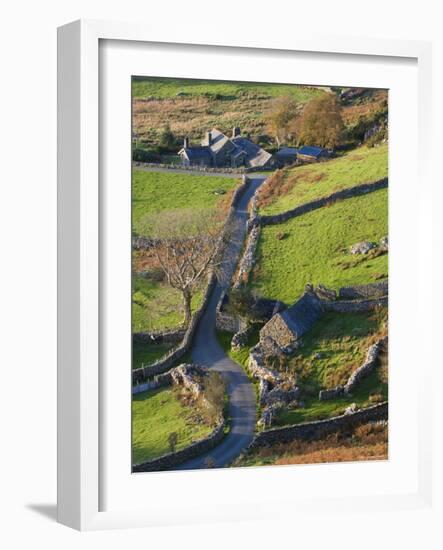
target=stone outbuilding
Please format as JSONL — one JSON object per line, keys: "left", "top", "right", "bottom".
{"left": 259, "top": 291, "right": 324, "bottom": 352}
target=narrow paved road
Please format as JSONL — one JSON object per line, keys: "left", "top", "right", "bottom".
{"left": 177, "top": 177, "right": 265, "bottom": 470}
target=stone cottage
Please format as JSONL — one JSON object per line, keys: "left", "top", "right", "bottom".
{"left": 178, "top": 127, "right": 276, "bottom": 169}
{"left": 259, "top": 291, "right": 324, "bottom": 352}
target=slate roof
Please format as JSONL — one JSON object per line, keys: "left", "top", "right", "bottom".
{"left": 180, "top": 128, "right": 273, "bottom": 168}
{"left": 205, "top": 128, "right": 234, "bottom": 154}
{"left": 231, "top": 135, "right": 273, "bottom": 167}
{"left": 280, "top": 292, "right": 323, "bottom": 339}
{"left": 276, "top": 147, "right": 297, "bottom": 157}
{"left": 180, "top": 146, "right": 212, "bottom": 163}
{"left": 297, "top": 146, "right": 328, "bottom": 158}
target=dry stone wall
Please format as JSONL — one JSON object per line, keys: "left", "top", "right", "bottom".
{"left": 133, "top": 328, "right": 185, "bottom": 345}
{"left": 132, "top": 275, "right": 216, "bottom": 383}
{"left": 319, "top": 337, "right": 387, "bottom": 400}
{"left": 323, "top": 296, "right": 388, "bottom": 313}
{"left": 133, "top": 162, "right": 273, "bottom": 175}
{"left": 338, "top": 281, "right": 388, "bottom": 300}
{"left": 132, "top": 177, "right": 252, "bottom": 383}
{"left": 250, "top": 402, "right": 388, "bottom": 448}
{"left": 132, "top": 419, "right": 226, "bottom": 472}
{"left": 252, "top": 178, "right": 388, "bottom": 227}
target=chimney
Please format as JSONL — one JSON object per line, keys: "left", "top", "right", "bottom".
{"left": 205, "top": 131, "right": 212, "bottom": 145}
{"left": 232, "top": 127, "right": 241, "bottom": 138}
{"left": 183, "top": 137, "right": 189, "bottom": 148}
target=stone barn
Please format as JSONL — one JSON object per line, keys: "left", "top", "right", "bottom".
{"left": 259, "top": 291, "right": 324, "bottom": 352}
{"left": 296, "top": 145, "right": 330, "bottom": 162}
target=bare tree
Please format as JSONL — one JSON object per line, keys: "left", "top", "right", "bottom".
{"left": 138, "top": 207, "right": 234, "bottom": 325}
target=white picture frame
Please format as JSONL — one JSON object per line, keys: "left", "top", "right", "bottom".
{"left": 57, "top": 19, "right": 435, "bottom": 531}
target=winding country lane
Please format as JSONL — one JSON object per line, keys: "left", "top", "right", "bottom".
{"left": 177, "top": 176, "right": 266, "bottom": 470}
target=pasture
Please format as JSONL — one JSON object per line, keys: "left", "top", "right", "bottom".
{"left": 132, "top": 169, "right": 238, "bottom": 236}
{"left": 251, "top": 188, "right": 388, "bottom": 305}
{"left": 132, "top": 388, "right": 212, "bottom": 464}
{"left": 258, "top": 144, "right": 388, "bottom": 215}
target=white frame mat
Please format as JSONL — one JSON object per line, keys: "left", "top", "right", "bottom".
{"left": 57, "top": 19, "right": 433, "bottom": 531}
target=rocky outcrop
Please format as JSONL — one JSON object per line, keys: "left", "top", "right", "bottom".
{"left": 350, "top": 241, "right": 377, "bottom": 255}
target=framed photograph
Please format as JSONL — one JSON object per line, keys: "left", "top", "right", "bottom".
{"left": 58, "top": 20, "right": 434, "bottom": 531}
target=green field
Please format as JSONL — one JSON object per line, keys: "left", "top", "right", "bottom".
{"left": 132, "top": 275, "right": 203, "bottom": 332}
{"left": 259, "top": 144, "right": 388, "bottom": 215}
{"left": 132, "top": 388, "right": 213, "bottom": 464}
{"left": 132, "top": 76, "right": 326, "bottom": 102}
{"left": 251, "top": 188, "right": 388, "bottom": 304}
{"left": 274, "top": 365, "right": 387, "bottom": 426}
{"left": 132, "top": 170, "right": 238, "bottom": 236}
{"left": 287, "top": 310, "right": 387, "bottom": 392}
{"left": 132, "top": 341, "right": 175, "bottom": 370}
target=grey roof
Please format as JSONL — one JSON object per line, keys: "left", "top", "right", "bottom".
{"left": 182, "top": 128, "right": 273, "bottom": 168}
{"left": 180, "top": 146, "right": 212, "bottom": 163}
{"left": 281, "top": 292, "right": 323, "bottom": 339}
{"left": 297, "top": 146, "right": 327, "bottom": 158}
{"left": 231, "top": 136, "right": 273, "bottom": 167}
{"left": 205, "top": 128, "right": 234, "bottom": 154}
{"left": 276, "top": 147, "right": 297, "bottom": 156}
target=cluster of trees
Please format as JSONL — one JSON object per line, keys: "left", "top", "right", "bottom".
{"left": 265, "top": 94, "right": 345, "bottom": 149}
{"left": 132, "top": 123, "right": 179, "bottom": 162}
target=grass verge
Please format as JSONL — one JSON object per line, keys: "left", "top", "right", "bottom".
{"left": 132, "top": 387, "right": 213, "bottom": 464}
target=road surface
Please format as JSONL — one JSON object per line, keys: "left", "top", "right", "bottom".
{"left": 177, "top": 176, "right": 265, "bottom": 470}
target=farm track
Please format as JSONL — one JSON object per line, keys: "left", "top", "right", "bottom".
{"left": 177, "top": 176, "right": 266, "bottom": 470}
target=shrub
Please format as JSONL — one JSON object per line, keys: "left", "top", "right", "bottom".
{"left": 132, "top": 147, "right": 161, "bottom": 163}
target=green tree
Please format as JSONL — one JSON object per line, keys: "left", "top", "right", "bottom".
{"left": 159, "top": 123, "right": 176, "bottom": 150}
{"left": 297, "top": 95, "right": 344, "bottom": 148}
{"left": 265, "top": 95, "right": 299, "bottom": 147}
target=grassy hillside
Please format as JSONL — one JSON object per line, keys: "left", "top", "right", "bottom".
{"left": 132, "top": 77, "right": 327, "bottom": 146}
{"left": 234, "top": 422, "right": 388, "bottom": 467}
{"left": 132, "top": 169, "right": 238, "bottom": 236}
{"left": 132, "top": 341, "right": 175, "bottom": 370}
{"left": 251, "top": 188, "right": 388, "bottom": 305}
{"left": 258, "top": 144, "right": 388, "bottom": 215}
{"left": 132, "top": 275, "right": 202, "bottom": 332}
{"left": 132, "top": 388, "right": 212, "bottom": 464}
